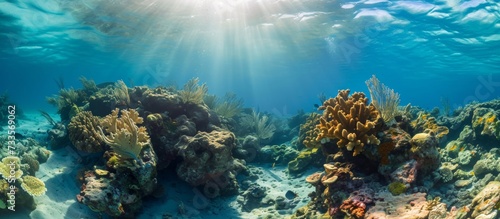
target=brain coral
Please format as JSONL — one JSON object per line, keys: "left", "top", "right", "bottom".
{"left": 21, "top": 175, "right": 46, "bottom": 197}
{"left": 0, "top": 156, "right": 23, "bottom": 179}
{"left": 316, "top": 89, "right": 381, "bottom": 156}
{"left": 68, "top": 111, "right": 104, "bottom": 153}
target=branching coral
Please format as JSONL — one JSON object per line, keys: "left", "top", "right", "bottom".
{"left": 365, "top": 75, "right": 401, "bottom": 123}
{"left": 179, "top": 77, "right": 208, "bottom": 104}
{"left": 300, "top": 113, "right": 322, "bottom": 149}
{"left": 316, "top": 89, "right": 381, "bottom": 156}
{"left": 99, "top": 109, "right": 150, "bottom": 160}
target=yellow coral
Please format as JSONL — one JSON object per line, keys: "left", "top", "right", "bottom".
{"left": 99, "top": 109, "right": 150, "bottom": 160}
{"left": 0, "top": 179, "right": 8, "bottom": 193}
{"left": 316, "top": 89, "right": 381, "bottom": 156}
{"left": 388, "top": 181, "right": 407, "bottom": 196}
{"left": 411, "top": 112, "right": 449, "bottom": 140}
{"left": 21, "top": 175, "right": 46, "bottom": 197}
{"left": 68, "top": 111, "right": 104, "bottom": 153}
{"left": 472, "top": 111, "right": 498, "bottom": 136}
{"left": 300, "top": 113, "right": 322, "bottom": 149}
{"left": 486, "top": 115, "right": 496, "bottom": 124}
{"left": 0, "top": 156, "right": 23, "bottom": 179}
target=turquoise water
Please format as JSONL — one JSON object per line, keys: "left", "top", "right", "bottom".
{"left": 1, "top": 0, "right": 498, "bottom": 113}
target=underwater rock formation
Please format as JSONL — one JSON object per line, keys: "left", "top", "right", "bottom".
{"left": 472, "top": 107, "right": 500, "bottom": 141}
{"left": 316, "top": 89, "right": 381, "bottom": 156}
{"left": 77, "top": 143, "right": 158, "bottom": 217}
{"left": 365, "top": 192, "right": 430, "bottom": 219}
{"left": 88, "top": 80, "right": 130, "bottom": 117}
{"left": 175, "top": 131, "right": 244, "bottom": 198}
{"left": 302, "top": 162, "right": 357, "bottom": 217}
{"left": 73, "top": 108, "right": 158, "bottom": 217}
{"left": 469, "top": 181, "right": 500, "bottom": 219}
{"left": 239, "top": 184, "right": 269, "bottom": 212}
{"left": 411, "top": 112, "right": 449, "bottom": 142}
{"left": 287, "top": 147, "right": 323, "bottom": 175}
{"left": 409, "top": 132, "right": 440, "bottom": 176}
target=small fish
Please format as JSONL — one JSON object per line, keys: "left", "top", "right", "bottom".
{"left": 314, "top": 104, "right": 320, "bottom": 108}
{"left": 285, "top": 190, "right": 298, "bottom": 200}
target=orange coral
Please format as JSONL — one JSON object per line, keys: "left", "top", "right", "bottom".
{"left": 472, "top": 111, "right": 497, "bottom": 135}
{"left": 340, "top": 198, "right": 366, "bottom": 218}
{"left": 300, "top": 113, "right": 322, "bottom": 149}
{"left": 316, "top": 89, "right": 381, "bottom": 156}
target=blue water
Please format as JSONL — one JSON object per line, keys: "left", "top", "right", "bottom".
{"left": 1, "top": 0, "right": 499, "bottom": 114}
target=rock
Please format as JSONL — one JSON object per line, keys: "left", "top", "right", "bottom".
{"left": 409, "top": 132, "right": 440, "bottom": 175}
{"left": 365, "top": 192, "right": 430, "bottom": 219}
{"left": 470, "top": 181, "right": 500, "bottom": 219}
{"left": 240, "top": 185, "right": 268, "bottom": 212}
{"left": 175, "top": 130, "right": 243, "bottom": 198}
{"left": 454, "top": 179, "right": 472, "bottom": 188}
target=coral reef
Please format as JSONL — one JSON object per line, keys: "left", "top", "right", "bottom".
{"left": 303, "top": 162, "right": 358, "bottom": 217}
{"left": 472, "top": 107, "right": 500, "bottom": 140}
{"left": 40, "top": 111, "right": 69, "bottom": 150}
{"left": 469, "top": 181, "right": 500, "bottom": 219}
{"left": 87, "top": 80, "right": 131, "bottom": 117}
{"left": 316, "top": 89, "right": 381, "bottom": 156}
{"left": 409, "top": 132, "right": 440, "bottom": 175}
{"left": 287, "top": 148, "right": 323, "bottom": 175}
{"left": 99, "top": 109, "right": 150, "bottom": 160}
{"left": 77, "top": 142, "right": 158, "bottom": 217}
{"left": 239, "top": 110, "right": 276, "bottom": 141}
{"left": 68, "top": 111, "right": 104, "bottom": 153}
{"left": 298, "top": 113, "right": 322, "bottom": 150}
{"left": 175, "top": 131, "right": 244, "bottom": 198}
{"left": 254, "top": 144, "right": 299, "bottom": 164}
{"left": 365, "top": 192, "right": 430, "bottom": 218}
{"left": 411, "top": 112, "right": 449, "bottom": 141}
{"left": 46, "top": 88, "right": 81, "bottom": 121}
{"left": 179, "top": 77, "right": 208, "bottom": 104}
{"left": 205, "top": 92, "right": 244, "bottom": 119}
{"left": 0, "top": 155, "right": 47, "bottom": 211}
{"left": 339, "top": 189, "right": 375, "bottom": 218}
